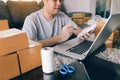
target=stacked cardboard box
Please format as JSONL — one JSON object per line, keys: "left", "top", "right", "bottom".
{"left": 0, "top": 26, "right": 42, "bottom": 79}
{"left": 0, "top": 20, "right": 9, "bottom": 30}
{"left": 0, "top": 53, "right": 20, "bottom": 80}
{"left": 95, "top": 21, "right": 119, "bottom": 48}
{"left": 0, "top": 28, "right": 28, "bottom": 79}
{"left": 71, "top": 13, "right": 91, "bottom": 25}
{"left": 0, "top": 29, "right": 29, "bottom": 56}
{"left": 17, "top": 39, "right": 42, "bottom": 73}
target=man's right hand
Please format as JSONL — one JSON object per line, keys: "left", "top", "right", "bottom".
{"left": 58, "top": 25, "right": 74, "bottom": 43}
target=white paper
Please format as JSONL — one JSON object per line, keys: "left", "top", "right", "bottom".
{"left": 41, "top": 47, "right": 55, "bottom": 74}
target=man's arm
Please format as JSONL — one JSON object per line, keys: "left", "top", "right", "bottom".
{"left": 38, "top": 25, "right": 75, "bottom": 47}
{"left": 38, "top": 35, "right": 62, "bottom": 47}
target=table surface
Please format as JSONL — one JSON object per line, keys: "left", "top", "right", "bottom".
{"left": 12, "top": 61, "right": 90, "bottom": 80}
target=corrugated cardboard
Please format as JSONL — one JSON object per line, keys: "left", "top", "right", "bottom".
{"left": 83, "top": 17, "right": 91, "bottom": 23}
{"left": 0, "top": 53, "right": 20, "bottom": 80}
{"left": 108, "top": 29, "right": 119, "bottom": 40}
{"left": 17, "top": 39, "right": 42, "bottom": 73}
{"left": 72, "top": 13, "right": 85, "bottom": 18}
{"left": 96, "top": 21, "right": 105, "bottom": 31}
{"left": 0, "top": 20, "right": 9, "bottom": 30}
{"left": 105, "top": 39, "right": 118, "bottom": 48}
{"left": 72, "top": 18, "right": 85, "bottom": 25}
{"left": 0, "top": 28, "right": 29, "bottom": 56}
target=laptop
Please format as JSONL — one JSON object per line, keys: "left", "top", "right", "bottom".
{"left": 53, "top": 2, "right": 120, "bottom": 60}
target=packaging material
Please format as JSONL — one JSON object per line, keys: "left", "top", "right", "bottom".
{"left": 0, "top": 28, "right": 29, "bottom": 56}
{"left": 95, "top": 21, "right": 105, "bottom": 31}
{"left": 72, "top": 13, "right": 91, "bottom": 25}
{"left": 0, "top": 20, "right": 9, "bottom": 30}
{"left": 108, "top": 29, "right": 119, "bottom": 40}
{"left": 105, "top": 39, "right": 118, "bottom": 48}
{"left": 83, "top": 17, "right": 91, "bottom": 23}
{"left": 72, "top": 13, "right": 85, "bottom": 18}
{"left": 17, "top": 39, "right": 42, "bottom": 73}
{"left": 72, "top": 18, "right": 85, "bottom": 25}
{"left": 0, "top": 53, "right": 20, "bottom": 80}
{"left": 41, "top": 47, "right": 55, "bottom": 74}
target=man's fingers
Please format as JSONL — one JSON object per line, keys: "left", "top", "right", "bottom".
{"left": 77, "top": 32, "right": 90, "bottom": 40}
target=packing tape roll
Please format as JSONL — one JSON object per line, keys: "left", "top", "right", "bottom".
{"left": 41, "top": 47, "right": 55, "bottom": 74}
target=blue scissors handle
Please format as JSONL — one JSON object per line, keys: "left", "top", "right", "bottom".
{"left": 59, "top": 64, "right": 75, "bottom": 76}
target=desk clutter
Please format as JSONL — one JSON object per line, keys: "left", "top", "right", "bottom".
{"left": 59, "top": 64, "right": 75, "bottom": 77}
{"left": 0, "top": 21, "right": 42, "bottom": 80}
{"left": 42, "top": 61, "right": 90, "bottom": 80}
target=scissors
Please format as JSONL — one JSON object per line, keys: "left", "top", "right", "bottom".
{"left": 59, "top": 64, "right": 75, "bottom": 76}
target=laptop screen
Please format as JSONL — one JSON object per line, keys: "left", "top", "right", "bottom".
{"left": 88, "top": 14, "right": 120, "bottom": 57}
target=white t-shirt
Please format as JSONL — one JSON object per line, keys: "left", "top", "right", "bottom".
{"left": 22, "top": 9, "right": 78, "bottom": 41}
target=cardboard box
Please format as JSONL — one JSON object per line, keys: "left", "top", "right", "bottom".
{"left": 0, "top": 20, "right": 9, "bottom": 30}
{"left": 0, "top": 28, "right": 29, "bottom": 56}
{"left": 83, "top": 17, "right": 91, "bottom": 23}
{"left": 17, "top": 40, "right": 42, "bottom": 73}
{"left": 96, "top": 21, "right": 105, "bottom": 31}
{"left": 95, "top": 22, "right": 104, "bottom": 37}
{"left": 0, "top": 53, "right": 20, "bottom": 80}
{"left": 72, "top": 13, "right": 85, "bottom": 18}
{"left": 108, "top": 29, "right": 119, "bottom": 40}
{"left": 72, "top": 18, "right": 85, "bottom": 25}
{"left": 105, "top": 39, "right": 118, "bottom": 48}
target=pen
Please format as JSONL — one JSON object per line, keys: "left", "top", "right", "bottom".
{"left": 73, "top": 28, "right": 77, "bottom": 30}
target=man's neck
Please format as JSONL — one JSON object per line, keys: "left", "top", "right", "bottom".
{"left": 42, "top": 8, "right": 55, "bottom": 21}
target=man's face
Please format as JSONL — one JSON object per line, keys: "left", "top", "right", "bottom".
{"left": 44, "top": 0, "right": 62, "bottom": 15}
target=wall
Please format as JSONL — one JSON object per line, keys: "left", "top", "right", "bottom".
{"left": 111, "top": 0, "right": 120, "bottom": 14}
{"left": 64, "top": 0, "right": 96, "bottom": 16}
{"left": 2, "top": 0, "right": 41, "bottom": 3}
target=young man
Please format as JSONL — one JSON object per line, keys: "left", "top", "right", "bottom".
{"left": 22, "top": 0, "right": 91, "bottom": 47}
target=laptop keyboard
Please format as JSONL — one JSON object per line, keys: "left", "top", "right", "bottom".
{"left": 67, "top": 40, "right": 93, "bottom": 54}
